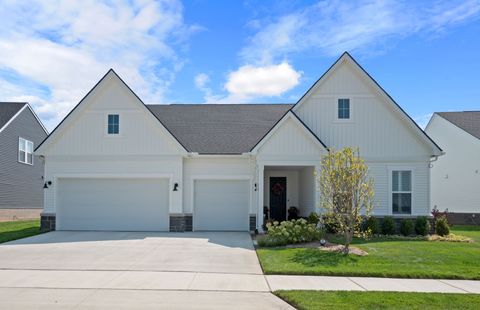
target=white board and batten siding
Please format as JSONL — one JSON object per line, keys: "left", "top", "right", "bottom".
{"left": 293, "top": 59, "right": 434, "bottom": 216}
{"left": 426, "top": 115, "right": 480, "bottom": 213}
{"left": 38, "top": 72, "right": 186, "bottom": 225}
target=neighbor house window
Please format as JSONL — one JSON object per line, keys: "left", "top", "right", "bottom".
{"left": 18, "top": 137, "right": 33, "bottom": 165}
{"left": 337, "top": 98, "right": 350, "bottom": 119}
{"left": 107, "top": 114, "right": 119, "bottom": 134}
{"left": 392, "top": 170, "right": 412, "bottom": 214}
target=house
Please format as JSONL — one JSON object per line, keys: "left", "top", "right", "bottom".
{"left": 36, "top": 52, "right": 443, "bottom": 232}
{"left": 425, "top": 111, "right": 480, "bottom": 225}
{"left": 0, "top": 102, "right": 48, "bottom": 220}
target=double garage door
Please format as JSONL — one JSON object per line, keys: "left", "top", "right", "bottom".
{"left": 56, "top": 178, "right": 170, "bottom": 231}
{"left": 56, "top": 178, "right": 250, "bottom": 231}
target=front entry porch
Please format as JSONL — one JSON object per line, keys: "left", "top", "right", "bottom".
{"left": 259, "top": 165, "right": 318, "bottom": 228}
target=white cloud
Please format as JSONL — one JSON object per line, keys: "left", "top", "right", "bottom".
{"left": 0, "top": 0, "right": 197, "bottom": 130}
{"left": 194, "top": 73, "right": 210, "bottom": 89}
{"left": 225, "top": 62, "right": 301, "bottom": 98}
{"left": 240, "top": 0, "right": 480, "bottom": 64}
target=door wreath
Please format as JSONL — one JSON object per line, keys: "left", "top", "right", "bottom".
{"left": 271, "top": 182, "right": 285, "bottom": 196}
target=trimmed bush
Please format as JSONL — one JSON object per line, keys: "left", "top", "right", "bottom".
{"left": 364, "top": 216, "right": 380, "bottom": 234}
{"left": 400, "top": 219, "right": 415, "bottom": 236}
{"left": 435, "top": 216, "right": 450, "bottom": 236}
{"left": 322, "top": 213, "right": 340, "bottom": 234}
{"left": 258, "top": 218, "right": 323, "bottom": 247}
{"left": 307, "top": 212, "right": 320, "bottom": 225}
{"left": 415, "top": 216, "right": 431, "bottom": 236}
{"left": 381, "top": 216, "right": 396, "bottom": 235}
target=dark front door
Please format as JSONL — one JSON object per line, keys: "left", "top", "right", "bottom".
{"left": 269, "top": 177, "right": 287, "bottom": 221}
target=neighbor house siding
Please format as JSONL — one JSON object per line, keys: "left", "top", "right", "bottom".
{"left": 426, "top": 115, "right": 480, "bottom": 213}
{"left": 0, "top": 107, "right": 47, "bottom": 209}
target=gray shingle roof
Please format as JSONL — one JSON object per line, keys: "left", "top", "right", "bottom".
{"left": 0, "top": 102, "right": 26, "bottom": 130}
{"left": 437, "top": 111, "right": 480, "bottom": 140}
{"left": 147, "top": 104, "right": 293, "bottom": 154}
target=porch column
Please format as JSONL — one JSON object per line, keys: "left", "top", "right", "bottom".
{"left": 314, "top": 164, "right": 322, "bottom": 214}
{"left": 257, "top": 164, "right": 265, "bottom": 232}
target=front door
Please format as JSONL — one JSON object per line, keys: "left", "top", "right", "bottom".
{"left": 269, "top": 177, "right": 287, "bottom": 221}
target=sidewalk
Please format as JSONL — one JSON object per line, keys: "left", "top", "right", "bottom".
{"left": 1, "top": 269, "right": 479, "bottom": 294}
{"left": 266, "top": 275, "right": 480, "bottom": 294}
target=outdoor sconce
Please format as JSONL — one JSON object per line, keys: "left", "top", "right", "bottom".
{"left": 43, "top": 181, "right": 52, "bottom": 189}
{"left": 173, "top": 183, "right": 179, "bottom": 191}
{"left": 254, "top": 183, "right": 257, "bottom": 191}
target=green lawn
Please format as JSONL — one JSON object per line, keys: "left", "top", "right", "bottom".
{"left": 257, "top": 225, "right": 480, "bottom": 279}
{"left": 0, "top": 220, "right": 42, "bottom": 243}
{"left": 275, "top": 291, "right": 480, "bottom": 310}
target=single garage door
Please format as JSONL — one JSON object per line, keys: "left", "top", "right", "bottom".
{"left": 57, "top": 178, "right": 169, "bottom": 231}
{"left": 194, "top": 179, "right": 249, "bottom": 231}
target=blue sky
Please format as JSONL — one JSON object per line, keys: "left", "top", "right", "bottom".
{"left": 0, "top": 0, "right": 479, "bottom": 130}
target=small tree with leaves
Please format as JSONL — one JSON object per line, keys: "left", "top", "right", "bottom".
{"left": 319, "top": 147, "right": 375, "bottom": 254}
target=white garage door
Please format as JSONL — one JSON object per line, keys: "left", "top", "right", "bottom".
{"left": 57, "top": 178, "right": 169, "bottom": 231}
{"left": 194, "top": 179, "right": 249, "bottom": 231}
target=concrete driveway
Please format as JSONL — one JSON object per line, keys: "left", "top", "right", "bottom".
{"left": 0, "top": 231, "right": 293, "bottom": 309}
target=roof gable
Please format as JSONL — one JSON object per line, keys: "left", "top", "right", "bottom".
{"left": 36, "top": 70, "right": 187, "bottom": 154}
{"left": 251, "top": 111, "right": 327, "bottom": 155}
{"left": 292, "top": 52, "right": 442, "bottom": 155}
{"left": 435, "top": 111, "right": 480, "bottom": 140}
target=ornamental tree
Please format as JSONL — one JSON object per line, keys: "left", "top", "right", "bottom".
{"left": 318, "top": 147, "right": 375, "bottom": 254}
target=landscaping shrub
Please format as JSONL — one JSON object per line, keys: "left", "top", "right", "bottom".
{"left": 415, "top": 216, "right": 431, "bottom": 236}
{"left": 322, "top": 213, "right": 340, "bottom": 234}
{"left": 307, "top": 212, "right": 320, "bottom": 225}
{"left": 381, "top": 216, "right": 396, "bottom": 235}
{"left": 435, "top": 216, "right": 450, "bottom": 236}
{"left": 400, "top": 219, "right": 414, "bottom": 236}
{"left": 258, "top": 218, "right": 322, "bottom": 247}
{"left": 363, "top": 216, "right": 380, "bottom": 234}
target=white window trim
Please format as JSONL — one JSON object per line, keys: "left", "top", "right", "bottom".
{"left": 387, "top": 166, "right": 415, "bottom": 216}
{"left": 18, "top": 137, "right": 34, "bottom": 166}
{"left": 334, "top": 97, "right": 354, "bottom": 123}
{"left": 104, "top": 112, "right": 122, "bottom": 137}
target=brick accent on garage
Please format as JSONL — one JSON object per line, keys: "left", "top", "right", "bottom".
{"left": 40, "top": 213, "right": 56, "bottom": 232}
{"left": 249, "top": 215, "right": 256, "bottom": 232}
{"left": 169, "top": 214, "right": 192, "bottom": 232}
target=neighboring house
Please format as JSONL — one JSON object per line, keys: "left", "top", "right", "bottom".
{"left": 36, "top": 52, "right": 442, "bottom": 232}
{"left": 0, "top": 102, "right": 48, "bottom": 220}
{"left": 426, "top": 111, "right": 480, "bottom": 225}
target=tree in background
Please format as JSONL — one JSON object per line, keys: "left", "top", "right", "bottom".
{"left": 319, "top": 147, "right": 375, "bottom": 254}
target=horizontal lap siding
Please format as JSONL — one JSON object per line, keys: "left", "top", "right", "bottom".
{"left": 0, "top": 108, "right": 47, "bottom": 209}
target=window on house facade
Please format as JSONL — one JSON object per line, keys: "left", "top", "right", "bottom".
{"left": 18, "top": 137, "right": 33, "bottom": 165}
{"left": 337, "top": 98, "right": 350, "bottom": 119}
{"left": 107, "top": 114, "right": 119, "bottom": 134}
{"left": 392, "top": 170, "right": 412, "bottom": 214}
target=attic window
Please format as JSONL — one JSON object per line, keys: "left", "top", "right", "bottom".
{"left": 107, "top": 114, "right": 119, "bottom": 134}
{"left": 337, "top": 99, "right": 350, "bottom": 119}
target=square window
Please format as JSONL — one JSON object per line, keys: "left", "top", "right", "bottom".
{"left": 337, "top": 99, "right": 350, "bottom": 119}
{"left": 107, "top": 114, "right": 119, "bottom": 134}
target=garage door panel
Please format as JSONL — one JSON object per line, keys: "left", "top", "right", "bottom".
{"left": 57, "top": 178, "right": 169, "bottom": 231}
{"left": 194, "top": 180, "right": 249, "bottom": 231}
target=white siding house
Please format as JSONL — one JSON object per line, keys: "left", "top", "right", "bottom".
{"left": 36, "top": 52, "right": 443, "bottom": 232}
{"left": 426, "top": 112, "right": 480, "bottom": 224}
